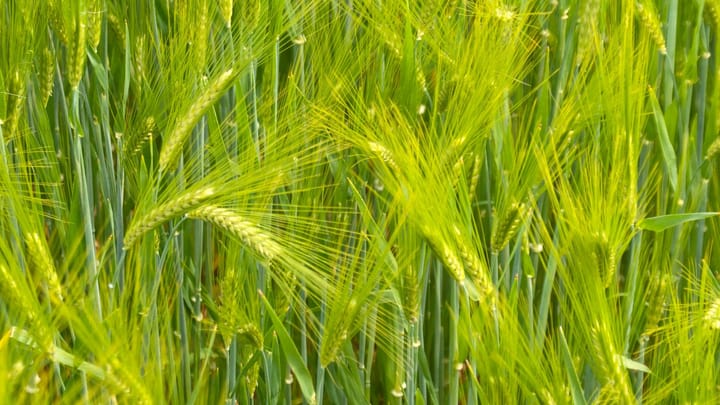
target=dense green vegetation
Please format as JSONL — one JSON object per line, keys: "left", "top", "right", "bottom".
{"left": 1, "top": 0, "right": 720, "bottom": 403}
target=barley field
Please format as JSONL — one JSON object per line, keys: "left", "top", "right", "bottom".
{"left": 1, "top": 1, "right": 720, "bottom": 403}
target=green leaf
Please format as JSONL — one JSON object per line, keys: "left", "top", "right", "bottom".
{"left": 620, "top": 355, "right": 651, "bottom": 374}
{"left": 259, "top": 291, "right": 317, "bottom": 405}
{"left": 648, "top": 86, "right": 678, "bottom": 192}
{"left": 638, "top": 212, "right": 719, "bottom": 232}
{"left": 558, "top": 327, "right": 588, "bottom": 405}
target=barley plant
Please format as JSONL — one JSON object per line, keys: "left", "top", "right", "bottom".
{"left": 2, "top": 0, "right": 720, "bottom": 403}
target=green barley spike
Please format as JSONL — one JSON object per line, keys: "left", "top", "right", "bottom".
{"left": 491, "top": 202, "right": 527, "bottom": 253}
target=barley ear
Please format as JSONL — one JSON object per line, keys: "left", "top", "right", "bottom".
{"left": 39, "top": 48, "right": 55, "bottom": 107}
{"left": 420, "top": 226, "right": 466, "bottom": 283}
{"left": 491, "top": 202, "right": 528, "bottom": 253}
{"left": 68, "top": 10, "right": 88, "bottom": 90}
{"left": 48, "top": 0, "right": 68, "bottom": 45}
{"left": 123, "top": 187, "right": 216, "bottom": 249}
{"left": 642, "top": 273, "right": 669, "bottom": 337}
{"left": 186, "top": 205, "right": 282, "bottom": 261}
{"left": 220, "top": 0, "right": 234, "bottom": 28}
{"left": 3, "top": 69, "right": 25, "bottom": 139}
{"left": 706, "top": 136, "right": 720, "bottom": 160}
{"left": 87, "top": 0, "right": 103, "bottom": 51}
{"left": 635, "top": 1, "right": 667, "bottom": 55}
{"left": 704, "top": 297, "right": 720, "bottom": 330}
{"left": 159, "top": 68, "right": 235, "bottom": 172}
{"left": 368, "top": 141, "right": 400, "bottom": 173}
{"left": 25, "top": 232, "right": 64, "bottom": 304}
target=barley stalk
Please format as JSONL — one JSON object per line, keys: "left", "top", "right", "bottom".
{"left": 186, "top": 205, "right": 282, "bottom": 261}
{"left": 159, "top": 68, "right": 236, "bottom": 171}
{"left": 123, "top": 186, "right": 216, "bottom": 249}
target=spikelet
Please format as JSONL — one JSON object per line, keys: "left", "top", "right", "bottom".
{"left": 123, "top": 186, "right": 216, "bottom": 249}
{"left": 133, "top": 35, "right": 147, "bottom": 81}
{"left": 25, "top": 232, "right": 63, "bottom": 304}
{"left": 48, "top": 0, "right": 68, "bottom": 45}
{"left": 39, "top": 48, "right": 55, "bottom": 107}
{"left": 704, "top": 297, "right": 720, "bottom": 330}
{"left": 368, "top": 141, "right": 400, "bottom": 172}
{"left": 454, "top": 226, "right": 493, "bottom": 298}
{"left": 576, "top": 0, "right": 599, "bottom": 63}
{"left": 704, "top": 0, "right": 720, "bottom": 29}
{"left": 400, "top": 262, "right": 420, "bottom": 323}
{"left": 106, "top": 10, "right": 126, "bottom": 46}
{"left": 706, "top": 136, "right": 720, "bottom": 160}
{"left": 3, "top": 69, "right": 25, "bottom": 139}
{"left": 590, "top": 232, "right": 616, "bottom": 288}
{"left": 0, "top": 265, "right": 52, "bottom": 352}
{"left": 87, "top": 0, "right": 103, "bottom": 51}
{"left": 642, "top": 273, "right": 669, "bottom": 337}
{"left": 635, "top": 1, "right": 667, "bottom": 55}
{"left": 194, "top": 0, "right": 210, "bottom": 72}
{"left": 319, "top": 296, "right": 359, "bottom": 366}
{"left": 187, "top": 205, "right": 282, "bottom": 261}
{"left": 219, "top": 0, "right": 233, "bottom": 28}
{"left": 590, "top": 322, "right": 634, "bottom": 403}
{"left": 468, "top": 154, "right": 481, "bottom": 201}
{"left": 491, "top": 202, "right": 528, "bottom": 253}
{"left": 159, "top": 68, "right": 235, "bottom": 171}
{"left": 421, "top": 226, "right": 466, "bottom": 283}
{"left": 106, "top": 358, "right": 154, "bottom": 405}
{"left": 68, "top": 9, "right": 88, "bottom": 90}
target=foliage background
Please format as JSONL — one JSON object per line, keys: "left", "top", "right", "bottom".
{"left": 1, "top": 0, "right": 720, "bottom": 403}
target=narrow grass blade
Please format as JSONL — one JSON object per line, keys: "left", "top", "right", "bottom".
{"left": 638, "top": 212, "right": 719, "bottom": 232}
{"left": 648, "top": 86, "right": 678, "bottom": 192}
{"left": 259, "top": 290, "right": 316, "bottom": 405}
{"left": 558, "top": 327, "right": 588, "bottom": 405}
